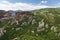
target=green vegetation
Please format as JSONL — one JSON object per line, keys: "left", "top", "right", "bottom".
{"left": 0, "top": 8, "right": 60, "bottom": 40}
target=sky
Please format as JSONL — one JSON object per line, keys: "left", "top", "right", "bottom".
{"left": 0, "top": 0, "right": 60, "bottom": 11}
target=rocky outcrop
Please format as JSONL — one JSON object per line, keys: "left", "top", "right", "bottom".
{"left": 0, "top": 28, "right": 6, "bottom": 37}
{"left": 15, "top": 11, "right": 34, "bottom": 20}
{"left": 0, "top": 10, "right": 12, "bottom": 23}
{"left": 37, "top": 19, "right": 45, "bottom": 32}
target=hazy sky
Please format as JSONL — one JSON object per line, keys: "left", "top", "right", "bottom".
{"left": 0, "top": 0, "right": 60, "bottom": 11}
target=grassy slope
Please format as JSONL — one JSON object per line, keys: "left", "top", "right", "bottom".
{"left": 0, "top": 8, "right": 60, "bottom": 40}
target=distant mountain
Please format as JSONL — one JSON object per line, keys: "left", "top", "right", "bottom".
{"left": 8, "top": 10, "right": 16, "bottom": 16}
{"left": 8, "top": 10, "right": 22, "bottom": 16}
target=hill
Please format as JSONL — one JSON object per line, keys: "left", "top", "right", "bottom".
{"left": 0, "top": 8, "right": 60, "bottom": 40}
